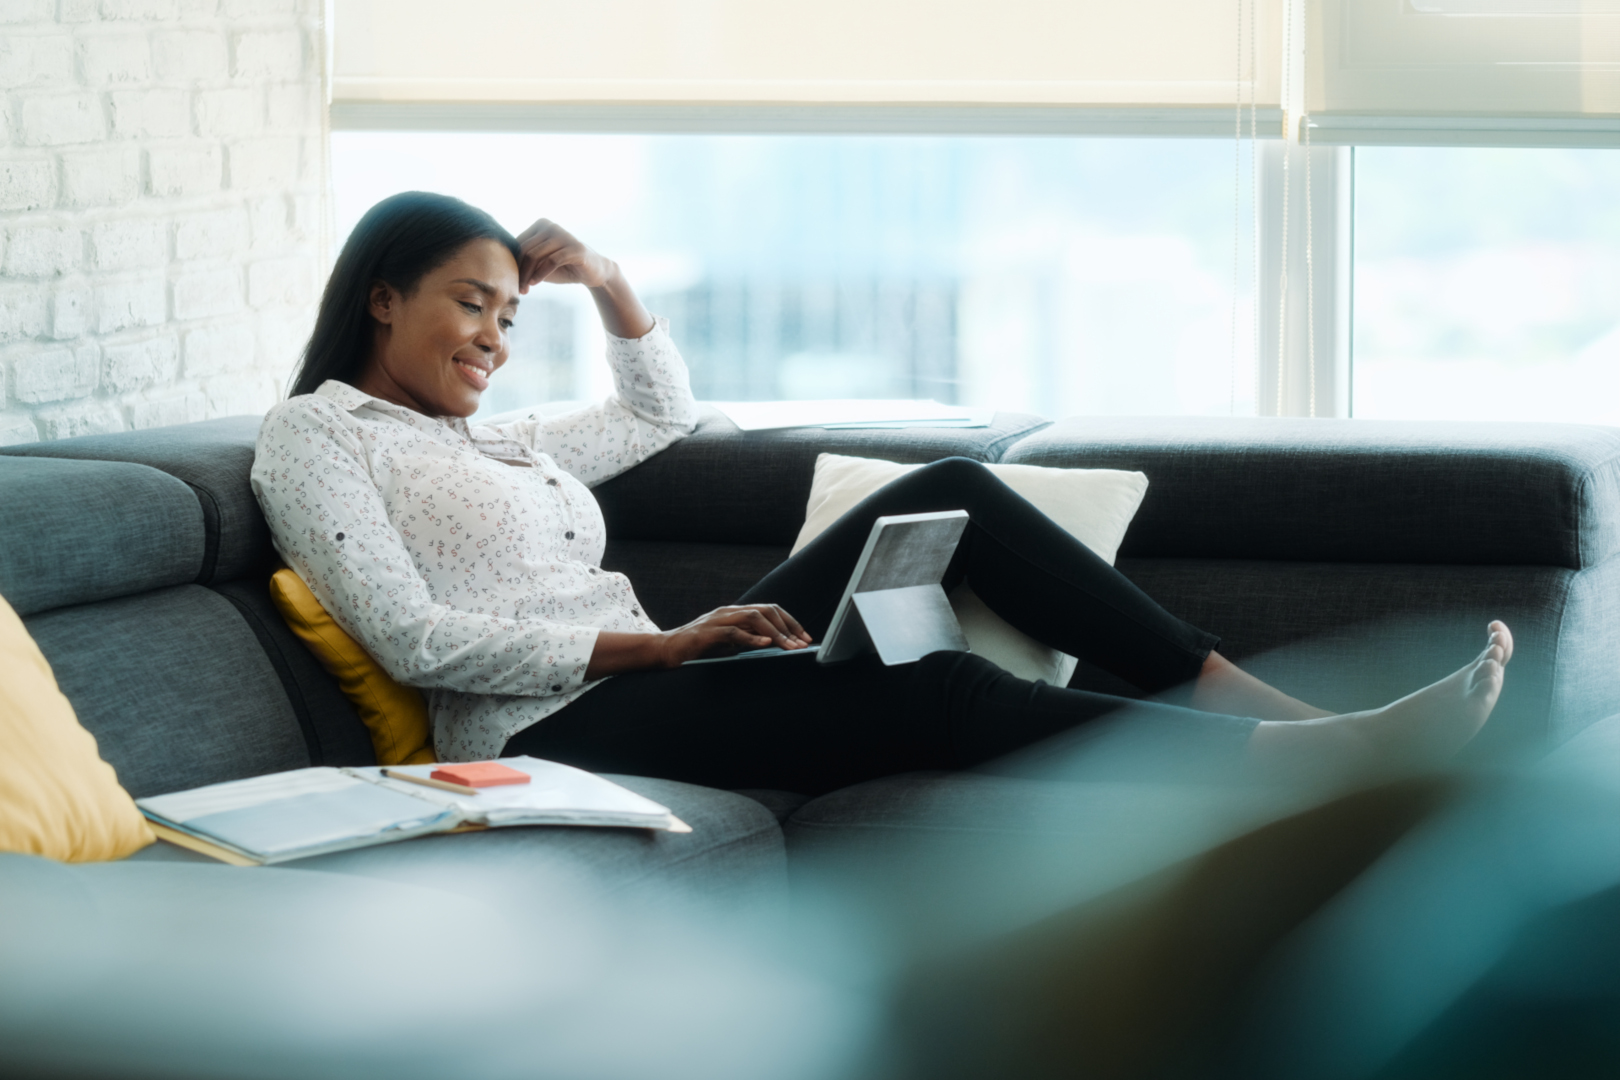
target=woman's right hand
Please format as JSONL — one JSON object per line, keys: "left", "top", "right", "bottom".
{"left": 584, "top": 605, "right": 813, "bottom": 679}
{"left": 656, "top": 605, "right": 813, "bottom": 667}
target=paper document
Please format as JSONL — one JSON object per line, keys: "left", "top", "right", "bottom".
{"left": 137, "top": 757, "right": 689, "bottom": 866}
{"left": 709, "top": 399, "right": 992, "bottom": 432}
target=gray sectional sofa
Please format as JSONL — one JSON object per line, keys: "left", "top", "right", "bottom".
{"left": 4, "top": 407, "right": 1620, "bottom": 1077}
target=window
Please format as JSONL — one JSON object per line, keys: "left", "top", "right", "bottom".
{"left": 331, "top": 132, "right": 1259, "bottom": 420}
{"left": 329, "top": 1, "right": 1620, "bottom": 426}
{"left": 1352, "top": 146, "right": 1620, "bottom": 423}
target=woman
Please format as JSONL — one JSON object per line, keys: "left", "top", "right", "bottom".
{"left": 253, "top": 191, "right": 1512, "bottom": 794}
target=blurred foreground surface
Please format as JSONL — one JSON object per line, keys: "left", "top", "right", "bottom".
{"left": 7, "top": 712, "right": 1620, "bottom": 1080}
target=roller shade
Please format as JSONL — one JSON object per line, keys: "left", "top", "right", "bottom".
{"left": 1306, "top": 0, "right": 1620, "bottom": 147}
{"left": 330, "top": 0, "right": 1284, "bottom": 136}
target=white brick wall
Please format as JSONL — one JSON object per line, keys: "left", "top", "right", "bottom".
{"left": 0, "top": 0, "right": 324, "bottom": 442}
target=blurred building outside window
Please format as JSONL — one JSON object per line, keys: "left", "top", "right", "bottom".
{"left": 333, "top": 134, "right": 1620, "bottom": 426}
{"left": 1352, "top": 146, "right": 1620, "bottom": 424}
{"left": 331, "top": 132, "right": 1260, "bottom": 422}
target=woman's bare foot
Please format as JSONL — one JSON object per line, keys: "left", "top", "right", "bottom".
{"left": 1246, "top": 621, "right": 1512, "bottom": 784}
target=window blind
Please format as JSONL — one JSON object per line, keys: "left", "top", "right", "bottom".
{"left": 330, "top": 0, "right": 1284, "bottom": 136}
{"left": 1305, "top": 0, "right": 1620, "bottom": 147}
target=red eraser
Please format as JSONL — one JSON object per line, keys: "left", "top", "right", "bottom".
{"left": 431, "top": 762, "right": 531, "bottom": 788}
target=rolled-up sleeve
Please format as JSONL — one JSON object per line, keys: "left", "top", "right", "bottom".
{"left": 252, "top": 399, "right": 599, "bottom": 698}
{"left": 498, "top": 315, "right": 698, "bottom": 487}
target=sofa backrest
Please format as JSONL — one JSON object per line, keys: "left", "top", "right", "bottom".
{"left": 1, "top": 425, "right": 375, "bottom": 798}
{"left": 4, "top": 416, "right": 274, "bottom": 584}
{"left": 0, "top": 452, "right": 316, "bottom": 797}
{"left": 0, "top": 456, "right": 204, "bottom": 618}
{"left": 1005, "top": 417, "right": 1620, "bottom": 569}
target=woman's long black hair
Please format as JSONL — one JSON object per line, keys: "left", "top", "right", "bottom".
{"left": 288, "top": 191, "right": 522, "bottom": 398}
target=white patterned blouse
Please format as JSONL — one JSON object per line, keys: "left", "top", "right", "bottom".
{"left": 251, "top": 317, "right": 698, "bottom": 761}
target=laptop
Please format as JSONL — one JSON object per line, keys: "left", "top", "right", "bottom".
{"left": 684, "top": 510, "right": 971, "bottom": 667}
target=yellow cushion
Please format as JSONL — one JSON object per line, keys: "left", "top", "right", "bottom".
{"left": 268, "top": 569, "right": 437, "bottom": 766}
{"left": 0, "top": 591, "right": 154, "bottom": 861}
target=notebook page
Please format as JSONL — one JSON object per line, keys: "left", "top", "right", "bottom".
{"left": 140, "top": 768, "right": 359, "bottom": 822}
{"left": 182, "top": 785, "right": 452, "bottom": 860}
{"left": 355, "top": 757, "right": 679, "bottom": 829}
{"left": 138, "top": 767, "right": 459, "bottom": 862}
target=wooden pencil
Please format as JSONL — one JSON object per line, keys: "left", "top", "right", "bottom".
{"left": 381, "top": 768, "right": 478, "bottom": 795}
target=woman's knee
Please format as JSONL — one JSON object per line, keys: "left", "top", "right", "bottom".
{"left": 908, "top": 456, "right": 1002, "bottom": 500}
{"left": 916, "top": 455, "right": 989, "bottom": 481}
{"left": 914, "top": 648, "right": 1019, "bottom": 702}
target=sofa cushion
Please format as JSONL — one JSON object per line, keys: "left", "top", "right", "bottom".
{"left": 733, "top": 788, "right": 812, "bottom": 824}
{"left": 25, "top": 585, "right": 310, "bottom": 798}
{"left": 280, "top": 775, "right": 787, "bottom": 914}
{"left": 592, "top": 405, "right": 1049, "bottom": 547}
{"left": 0, "top": 456, "right": 203, "bottom": 617}
{"left": 792, "top": 453, "right": 1149, "bottom": 565}
{"left": 213, "top": 578, "right": 377, "bottom": 769}
{"left": 1002, "top": 417, "right": 1620, "bottom": 569}
{"left": 0, "top": 415, "right": 271, "bottom": 585}
{"left": 0, "top": 593, "right": 154, "bottom": 862}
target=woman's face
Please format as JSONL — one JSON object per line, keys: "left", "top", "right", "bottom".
{"left": 356, "top": 237, "right": 521, "bottom": 418}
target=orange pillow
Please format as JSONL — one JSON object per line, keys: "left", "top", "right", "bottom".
{"left": 268, "top": 569, "right": 437, "bottom": 766}
{"left": 0, "top": 591, "right": 154, "bottom": 861}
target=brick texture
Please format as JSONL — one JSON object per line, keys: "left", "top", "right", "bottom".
{"left": 0, "top": 0, "right": 324, "bottom": 443}
{"left": 78, "top": 32, "right": 152, "bottom": 85}
{"left": 10, "top": 342, "right": 99, "bottom": 404}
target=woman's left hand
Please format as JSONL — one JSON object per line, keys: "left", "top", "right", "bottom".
{"left": 514, "top": 218, "right": 654, "bottom": 338}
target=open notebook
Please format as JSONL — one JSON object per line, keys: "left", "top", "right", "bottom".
{"left": 137, "top": 756, "right": 690, "bottom": 866}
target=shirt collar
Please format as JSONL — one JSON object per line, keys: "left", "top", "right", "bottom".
{"left": 316, "top": 379, "right": 469, "bottom": 433}
{"left": 314, "top": 379, "right": 530, "bottom": 461}
{"left": 316, "top": 379, "right": 392, "bottom": 413}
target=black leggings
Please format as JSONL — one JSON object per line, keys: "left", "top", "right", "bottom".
{"left": 504, "top": 458, "right": 1256, "bottom": 794}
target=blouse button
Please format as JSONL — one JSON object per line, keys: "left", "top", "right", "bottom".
{"left": 546, "top": 478, "right": 559, "bottom": 486}
{"left": 550, "top": 684, "right": 563, "bottom": 693}
{"left": 565, "top": 530, "right": 575, "bottom": 540}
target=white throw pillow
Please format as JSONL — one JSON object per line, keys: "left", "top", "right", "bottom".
{"left": 791, "top": 454, "right": 1150, "bottom": 686}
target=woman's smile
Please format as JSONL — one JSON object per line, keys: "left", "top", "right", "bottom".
{"left": 454, "top": 354, "right": 493, "bottom": 390}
